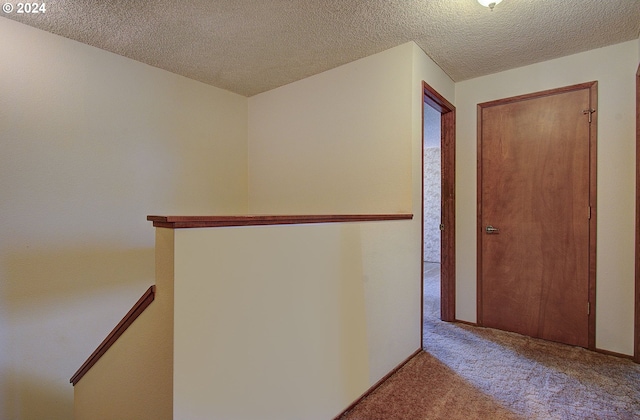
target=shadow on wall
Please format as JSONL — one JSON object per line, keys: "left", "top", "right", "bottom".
{"left": 1, "top": 370, "right": 73, "bottom": 420}
{"left": 1, "top": 246, "right": 155, "bottom": 419}
{"left": 5, "top": 247, "right": 155, "bottom": 305}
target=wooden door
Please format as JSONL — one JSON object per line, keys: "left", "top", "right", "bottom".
{"left": 478, "top": 83, "right": 597, "bottom": 348}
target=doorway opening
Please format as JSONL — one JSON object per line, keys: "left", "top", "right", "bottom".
{"left": 421, "top": 82, "right": 456, "bottom": 347}
{"left": 423, "top": 105, "right": 441, "bottom": 325}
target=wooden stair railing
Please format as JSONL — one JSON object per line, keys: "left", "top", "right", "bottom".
{"left": 70, "top": 285, "right": 156, "bottom": 386}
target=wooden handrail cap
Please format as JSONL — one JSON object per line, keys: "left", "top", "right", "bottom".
{"left": 147, "top": 214, "right": 413, "bottom": 229}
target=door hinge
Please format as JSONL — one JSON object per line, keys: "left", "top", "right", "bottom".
{"left": 582, "top": 108, "right": 596, "bottom": 123}
{"left": 588, "top": 206, "right": 591, "bottom": 219}
{"left": 587, "top": 302, "right": 590, "bottom": 315}
{"left": 439, "top": 224, "right": 445, "bottom": 231}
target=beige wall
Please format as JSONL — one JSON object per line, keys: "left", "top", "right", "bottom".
{"left": 73, "top": 229, "right": 175, "bottom": 420}
{"left": 248, "top": 42, "right": 455, "bottom": 384}
{"left": 455, "top": 40, "right": 639, "bottom": 355}
{"left": 173, "top": 224, "right": 371, "bottom": 419}
{"left": 248, "top": 43, "right": 412, "bottom": 214}
{"left": 0, "top": 18, "right": 248, "bottom": 420}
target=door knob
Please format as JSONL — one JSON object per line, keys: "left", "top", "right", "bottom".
{"left": 486, "top": 225, "right": 500, "bottom": 234}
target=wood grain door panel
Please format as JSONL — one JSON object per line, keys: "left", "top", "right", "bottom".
{"left": 479, "top": 86, "right": 594, "bottom": 348}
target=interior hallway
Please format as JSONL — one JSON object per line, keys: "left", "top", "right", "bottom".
{"left": 338, "top": 263, "right": 640, "bottom": 419}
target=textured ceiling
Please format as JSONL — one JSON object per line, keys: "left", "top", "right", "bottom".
{"left": 3, "top": 0, "right": 640, "bottom": 96}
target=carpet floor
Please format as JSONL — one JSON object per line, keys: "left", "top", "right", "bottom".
{"left": 339, "top": 263, "right": 640, "bottom": 419}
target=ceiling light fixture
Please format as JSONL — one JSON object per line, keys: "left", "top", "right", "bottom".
{"left": 478, "top": 0, "right": 503, "bottom": 10}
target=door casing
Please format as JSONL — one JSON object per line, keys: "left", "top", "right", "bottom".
{"left": 635, "top": 64, "right": 640, "bottom": 363}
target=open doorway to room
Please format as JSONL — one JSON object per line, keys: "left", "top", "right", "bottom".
{"left": 423, "top": 106, "right": 442, "bottom": 325}
{"left": 421, "top": 82, "right": 456, "bottom": 347}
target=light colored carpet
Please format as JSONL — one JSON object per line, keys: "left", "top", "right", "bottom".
{"left": 339, "top": 263, "right": 640, "bottom": 419}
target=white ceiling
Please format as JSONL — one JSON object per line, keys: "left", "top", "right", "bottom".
{"left": 3, "top": 0, "right": 640, "bottom": 97}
